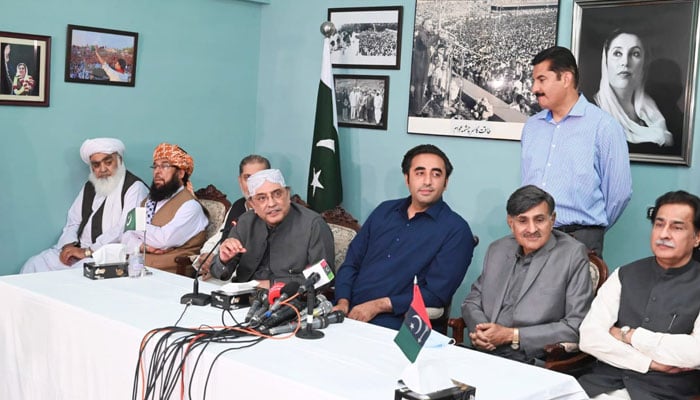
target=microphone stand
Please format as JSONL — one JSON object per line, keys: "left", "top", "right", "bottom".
{"left": 296, "top": 285, "right": 324, "bottom": 340}
{"left": 180, "top": 229, "right": 225, "bottom": 306}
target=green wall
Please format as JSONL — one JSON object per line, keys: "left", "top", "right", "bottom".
{"left": 1, "top": 0, "right": 263, "bottom": 275}
{"left": 256, "top": 0, "right": 700, "bottom": 317}
{"left": 5, "top": 0, "right": 700, "bottom": 322}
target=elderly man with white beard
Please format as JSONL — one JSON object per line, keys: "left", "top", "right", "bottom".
{"left": 20, "top": 138, "right": 149, "bottom": 273}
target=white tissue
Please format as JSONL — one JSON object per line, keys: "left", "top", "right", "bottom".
{"left": 92, "top": 243, "right": 127, "bottom": 265}
{"left": 399, "top": 331, "right": 455, "bottom": 394}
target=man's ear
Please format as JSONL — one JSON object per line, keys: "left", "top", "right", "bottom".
{"left": 506, "top": 215, "right": 514, "bottom": 231}
{"left": 551, "top": 211, "right": 557, "bottom": 225}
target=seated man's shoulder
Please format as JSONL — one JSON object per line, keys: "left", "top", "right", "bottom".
{"left": 438, "top": 201, "right": 472, "bottom": 231}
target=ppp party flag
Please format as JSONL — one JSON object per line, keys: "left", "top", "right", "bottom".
{"left": 394, "top": 279, "right": 432, "bottom": 363}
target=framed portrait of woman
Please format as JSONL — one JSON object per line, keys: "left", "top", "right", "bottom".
{"left": 572, "top": 0, "right": 700, "bottom": 165}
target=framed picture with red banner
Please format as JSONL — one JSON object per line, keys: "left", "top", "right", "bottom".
{"left": 65, "top": 24, "right": 138, "bottom": 87}
{"left": 0, "top": 31, "right": 51, "bottom": 107}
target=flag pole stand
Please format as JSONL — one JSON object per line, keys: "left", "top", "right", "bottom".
{"left": 296, "top": 287, "right": 324, "bottom": 340}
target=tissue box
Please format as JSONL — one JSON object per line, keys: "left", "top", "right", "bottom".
{"left": 83, "top": 262, "right": 129, "bottom": 280}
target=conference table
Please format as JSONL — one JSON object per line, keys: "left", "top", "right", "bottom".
{"left": 0, "top": 268, "right": 589, "bottom": 399}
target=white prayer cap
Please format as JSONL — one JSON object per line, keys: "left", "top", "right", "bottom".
{"left": 247, "top": 169, "right": 286, "bottom": 196}
{"left": 80, "top": 138, "right": 125, "bottom": 164}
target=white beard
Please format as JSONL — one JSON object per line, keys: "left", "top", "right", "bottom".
{"left": 89, "top": 162, "right": 126, "bottom": 197}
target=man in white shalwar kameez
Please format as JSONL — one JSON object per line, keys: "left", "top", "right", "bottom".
{"left": 20, "top": 138, "right": 149, "bottom": 273}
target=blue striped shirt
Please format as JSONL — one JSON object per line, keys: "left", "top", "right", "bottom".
{"left": 521, "top": 95, "right": 632, "bottom": 228}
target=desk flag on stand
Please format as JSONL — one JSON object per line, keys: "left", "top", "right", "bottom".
{"left": 394, "top": 278, "right": 432, "bottom": 363}
{"left": 124, "top": 207, "right": 146, "bottom": 231}
{"left": 307, "top": 21, "right": 342, "bottom": 213}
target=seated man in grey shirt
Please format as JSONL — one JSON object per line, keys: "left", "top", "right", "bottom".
{"left": 210, "top": 169, "right": 335, "bottom": 288}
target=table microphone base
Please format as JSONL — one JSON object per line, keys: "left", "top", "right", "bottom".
{"left": 296, "top": 326, "right": 324, "bottom": 340}
{"left": 180, "top": 293, "right": 211, "bottom": 306}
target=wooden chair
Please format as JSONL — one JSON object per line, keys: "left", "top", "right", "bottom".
{"left": 321, "top": 206, "right": 361, "bottom": 269}
{"left": 543, "top": 251, "right": 608, "bottom": 374}
{"left": 448, "top": 250, "right": 609, "bottom": 375}
{"left": 175, "top": 184, "right": 231, "bottom": 277}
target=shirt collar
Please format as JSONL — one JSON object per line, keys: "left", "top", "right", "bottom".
{"left": 393, "top": 196, "right": 446, "bottom": 220}
{"left": 539, "top": 93, "right": 588, "bottom": 123}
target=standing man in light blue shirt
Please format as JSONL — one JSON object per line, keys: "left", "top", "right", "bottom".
{"left": 521, "top": 46, "right": 632, "bottom": 256}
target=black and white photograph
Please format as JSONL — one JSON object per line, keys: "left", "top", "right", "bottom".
{"left": 334, "top": 74, "right": 389, "bottom": 130}
{"left": 407, "top": 0, "right": 559, "bottom": 140}
{"left": 0, "top": 31, "right": 51, "bottom": 107}
{"left": 328, "top": 6, "right": 403, "bottom": 69}
{"left": 572, "top": 0, "right": 699, "bottom": 165}
{"left": 65, "top": 25, "right": 138, "bottom": 87}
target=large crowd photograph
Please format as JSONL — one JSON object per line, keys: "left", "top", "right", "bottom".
{"left": 572, "top": 0, "right": 699, "bottom": 165}
{"left": 407, "top": 0, "right": 558, "bottom": 140}
{"left": 65, "top": 25, "right": 138, "bottom": 87}
{"left": 328, "top": 6, "right": 403, "bottom": 69}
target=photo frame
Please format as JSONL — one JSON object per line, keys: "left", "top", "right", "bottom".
{"left": 0, "top": 31, "right": 51, "bottom": 107}
{"left": 407, "top": 0, "right": 559, "bottom": 140}
{"left": 327, "top": 6, "right": 403, "bottom": 69}
{"left": 334, "top": 74, "right": 389, "bottom": 130}
{"left": 572, "top": 0, "right": 699, "bottom": 165}
{"left": 65, "top": 25, "right": 138, "bottom": 87}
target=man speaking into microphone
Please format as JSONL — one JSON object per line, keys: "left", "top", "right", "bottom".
{"left": 209, "top": 169, "right": 335, "bottom": 288}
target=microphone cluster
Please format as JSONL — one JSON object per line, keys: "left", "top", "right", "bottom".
{"left": 246, "top": 279, "right": 343, "bottom": 335}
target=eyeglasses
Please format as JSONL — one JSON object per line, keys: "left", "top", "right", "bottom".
{"left": 150, "top": 163, "right": 176, "bottom": 171}
{"left": 250, "top": 188, "right": 287, "bottom": 205}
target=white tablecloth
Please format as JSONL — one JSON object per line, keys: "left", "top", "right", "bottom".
{"left": 0, "top": 268, "right": 588, "bottom": 399}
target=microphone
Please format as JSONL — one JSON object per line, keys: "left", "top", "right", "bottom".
{"left": 180, "top": 230, "right": 227, "bottom": 306}
{"left": 257, "top": 298, "right": 304, "bottom": 331}
{"left": 262, "top": 311, "right": 345, "bottom": 336}
{"left": 300, "top": 298, "right": 332, "bottom": 319}
{"left": 298, "top": 272, "right": 320, "bottom": 294}
{"left": 267, "top": 281, "right": 286, "bottom": 305}
{"left": 244, "top": 289, "right": 268, "bottom": 323}
{"left": 302, "top": 259, "right": 334, "bottom": 290}
{"left": 265, "top": 281, "right": 300, "bottom": 315}
{"left": 248, "top": 299, "right": 269, "bottom": 328}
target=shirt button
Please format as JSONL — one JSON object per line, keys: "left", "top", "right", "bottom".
{"left": 387, "top": 254, "right": 391, "bottom": 259}
{"left": 643, "top": 317, "right": 650, "bottom": 322}
{"left": 651, "top": 297, "right": 656, "bottom": 302}
{"left": 547, "top": 163, "right": 551, "bottom": 167}
{"left": 552, "top": 144, "right": 556, "bottom": 148}
{"left": 395, "top": 238, "right": 400, "bottom": 242}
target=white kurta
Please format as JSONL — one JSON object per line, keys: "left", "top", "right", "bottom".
{"left": 120, "top": 186, "right": 209, "bottom": 253}
{"left": 20, "top": 176, "right": 149, "bottom": 273}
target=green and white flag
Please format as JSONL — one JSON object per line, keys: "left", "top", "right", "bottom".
{"left": 124, "top": 207, "right": 146, "bottom": 231}
{"left": 307, "top": 35, "right": 342, "bottom": 213}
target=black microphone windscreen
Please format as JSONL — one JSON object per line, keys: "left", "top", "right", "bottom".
{"left": 280, "top": 281, "right": 300, "bottom": 297}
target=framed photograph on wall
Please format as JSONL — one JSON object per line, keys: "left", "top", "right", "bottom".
{"left": 572, "top": 0, "right": 699, "bottom": 165}
{"left": 334, "top": 74, "right": 389, "bottom": 130}
{"left": 327, "top": 6, "right": 403, "bottom": 69}
{"left": 407, "top": 0, "right": 559, "bottom": 140}
{"left": 65, "top": 25, "right": 138, "bottom": 87}
{"left": 0, "top": 31, "right": 51, "bottom": 107}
